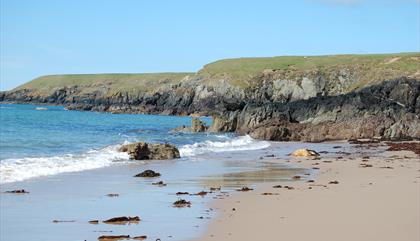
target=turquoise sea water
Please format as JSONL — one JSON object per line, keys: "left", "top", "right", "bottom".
{"left": 0, "top": 103, "right": 270, "bottom": 183}
{"left": 0, "top": 103, "right": 362, "bottom": 241}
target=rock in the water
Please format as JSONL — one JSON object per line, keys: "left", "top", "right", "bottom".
{"left": 134, "top": 170, "right": 161, "bottom": 177}
{"left": 290, "top": 149, "right": 320, "bottom": 157}
{"left": 119, "top": 142, "right": 180, "bottom": 160}
{"left": 191, "top": 117, "right": 207, "bottom": 132}
{"left": 173, "top": 117, "right": 208, "bottom": 132}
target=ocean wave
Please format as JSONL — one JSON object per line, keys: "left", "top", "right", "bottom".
{"left": 0, "top": 145, "right": 129, "bottom": 184}
{"left": 179, "top": 135, "right": 270, "bottom": 157}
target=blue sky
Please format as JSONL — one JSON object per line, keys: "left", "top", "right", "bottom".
{"left": 1, "top": 0, "right": 419, "bottom": 90}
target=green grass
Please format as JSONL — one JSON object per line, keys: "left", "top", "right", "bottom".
{"left": 16, "top": 73, "right": 193, "bottom": 96}
{"left": 200, "top": 52, "right": 420, "bottom": 88}
{"left": 14, "top": 52, "right": 420, "bottom": 96}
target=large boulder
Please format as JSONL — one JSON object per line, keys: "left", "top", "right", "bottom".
{"left": 119, "top": 142, "right": 180, "bottom": 160}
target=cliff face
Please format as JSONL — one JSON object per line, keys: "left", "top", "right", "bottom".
{"left": 210, "top": 78, "right": 420, "bottom": 141}
{"left": 1, "top": 53, "right": 419, "bottom": 141}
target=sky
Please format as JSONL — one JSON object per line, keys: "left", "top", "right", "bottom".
{"left": 1, "top": 0, "right": 419, "bottom": 90}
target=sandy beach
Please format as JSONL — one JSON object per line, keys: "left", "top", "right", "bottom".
{"left": 194, "top": 146, "right": 420, "bottom": 241}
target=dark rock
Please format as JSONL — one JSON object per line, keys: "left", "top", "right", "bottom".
{"left": 106, "top": 194, "right": 119, "bottom": 197}
{"left": 119, "top": 142, "right": 180, "bottom": 160}
{"left": 52, "top": 220, "right": 75, "bottom": 223}
{"left": 103, "top": 216, "right": 140, "bottom": 224}
{"left": 4, "top": 189, "right": 29, "bottom": 194}
{"left": 132, "top": 236, "right": 147, "bottom": 240}
{"left": 210, "top": 78, "right": 420, "bottom": 142}
{"left": 387, "top": 142, "right": 420, "bottom": 155}
{"left": 97, "top": 235, "right": 130, "bottom": 241}
{"left": 236, "top": 187, "right": 253, "bottom": 192}
{"left": 134, "top": 170, "right": 161, "bottom": 177}
{"left": 173, "top": 199, "right": 191, "bottom": 207}
{"left": 152, "top": 181, "right": 167, "bottom": 186}
{"left": 192, "top": 191, "right": 208, "bottom": 196}
{"left": 176, "top": 192, "right": 189, "bottom": 195}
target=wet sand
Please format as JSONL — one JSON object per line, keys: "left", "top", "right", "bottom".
{"left": 1, "top": 141, "right": 321, "bottom": 241}
{"left": 193, "top": 147, "right": 420, "bottom": 241}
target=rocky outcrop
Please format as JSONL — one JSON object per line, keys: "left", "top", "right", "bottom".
{"left": 173, "top": 118, "right": 208, "bottom": 132}
{"left": 2, "top": 54, "right": 419, "bottom": 142}
{"left": 119, "top": 142, "right": 180, "bottom": 160}
{"left": 210, "top": 78, "right": 420, "bottom": 141}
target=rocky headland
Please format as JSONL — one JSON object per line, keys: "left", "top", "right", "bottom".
{"left": 1, "top": 53, "right": 419, "bottom": 142}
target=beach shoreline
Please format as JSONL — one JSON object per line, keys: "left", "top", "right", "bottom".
{"left": 192, "top": 146, "right": 420, "bottom": 241}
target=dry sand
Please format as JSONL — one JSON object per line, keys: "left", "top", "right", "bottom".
{"left": 193, "top": 149, "right": 420, "bottom": 241}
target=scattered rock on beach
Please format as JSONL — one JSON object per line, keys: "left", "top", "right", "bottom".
{"left": 176, "top": 192, "right": 189, "bottom": 195}
{"left": 192, "top": 191, "right": 209, "bottom": 196}
{"left": 132, "top": 236, "right": 147, "bottom": 240}
{"left": 387, "top": 142, "right": 420, "bottom": 155}
{"left": 119, "top": 142, "right": 180, "bottom": 160}
{"left": 89, "top": 220, "right": 99, "bottom": 224}
{"left": 173, "top": 199, "right": 191, "bottom": 208}
{"left": 329, "top": 181, "right": 339, "bottom": 184}
{"left": 152, "top": 181, "right": 167, "bottom": 186}
{"left": 290, "top": 149, "right": 320, "bottom": 157}
{"left": 97, "top": 235, "right": 130, "bottom": 241}
{"left": 210, "top": 187, "right": 221, "bottom": 191}
{"left": 103, "top": 216, "right": 140, "bottom": 224}
{"left": 134, "top": 170, "right": 161, "bottom": 177}
{"left": 272, "top": 185, "right": 282, "bottom": 188}
{"left": 106, "top": 194, "right": 119, "bottom": 197}
{"left": 4, "top": 189, "right": 29, "bottom": 194}
{"left": 52, "top": 220, "right": 75, "bottom": 223}
{"left": 236, "top": 187, "right": 254, "bottom": 192}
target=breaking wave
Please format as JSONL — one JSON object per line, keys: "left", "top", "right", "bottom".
{"left": 179, "top": 135, "right": 270, "bottom": 157}
{"left": 0, "top": 145, "right": 129, "bottom": 184}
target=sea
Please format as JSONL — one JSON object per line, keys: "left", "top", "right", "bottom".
{"left": 0, "top": 103, "right": 350, "bottom": 241}
{"left": 0, "top": 103, "right": 269, "bottom": 184}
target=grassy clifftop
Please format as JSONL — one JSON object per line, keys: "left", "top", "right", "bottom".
{"left": 14, "top": 52, "right": 420, "bottom": 96}
{"left": 200, "top": 52, "right": 420, "bottom": 89}
{"left": 15, "top": 73, "right": 193, "bottom": 96}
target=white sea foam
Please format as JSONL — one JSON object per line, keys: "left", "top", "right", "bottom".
{"left": 179, "top": 135, "right": 270, "bottom": 157}
{"left": 0, "top": 145, "right": 129, "bottom": 184}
